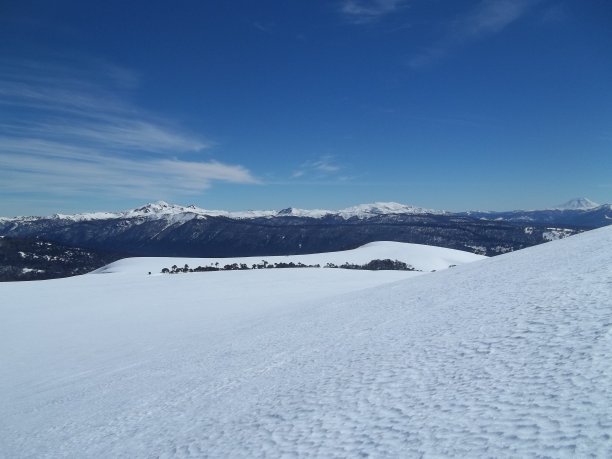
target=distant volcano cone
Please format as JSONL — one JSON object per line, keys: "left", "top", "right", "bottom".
{"left": 555, "top": 198, "right": 599, "bottom": 210}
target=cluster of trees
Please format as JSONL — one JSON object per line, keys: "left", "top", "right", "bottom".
{"left": 161, "top": 258, "right": 419, "bottom": 274}
{"left": 161, "top": 260, "right": 321, "bottom": 274}
{"left": 323, "top": 259, "right": 417, "bottom": 271}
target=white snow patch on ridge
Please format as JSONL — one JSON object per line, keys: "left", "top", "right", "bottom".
{"left": 1, "top": 228, "right": 612, "bottom": 456}
{"left": 542, "top": 227, "right": 575, "bottom": 241}
{"left": 337, "top": 201, "right": 443, "bottom": 218}
{"left": 95, "top": 241, "right": 485, "bottom": 275}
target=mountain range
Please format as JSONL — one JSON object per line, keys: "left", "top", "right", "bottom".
{"left": 2, "top": 197, "right": 608, "bottom": 222}
{"left": 1, "top": 198, "right": 609, "bottom": 264}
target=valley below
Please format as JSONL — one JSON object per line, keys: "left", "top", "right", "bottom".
{"left": 2, "top": 199, "right": 610, "bottom": 281}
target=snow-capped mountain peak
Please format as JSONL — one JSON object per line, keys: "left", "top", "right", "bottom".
{"left": 130, "top": 201, "right": 184, "bottom": 214}
{"left": 554, "top": 197, "right": 600, "bottom": 210}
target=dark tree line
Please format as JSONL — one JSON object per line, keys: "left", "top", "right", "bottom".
{"left": 324, "top": 259, "right": 417, "bottom": 271}
{"left": 0, "top": 236, "right": 125, "bottom": 282}
{"left": 161, "top": 259, "right": 420, "bottom": 274}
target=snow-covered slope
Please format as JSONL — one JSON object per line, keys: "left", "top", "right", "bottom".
{"left": 95, "top": 241, "right": 485, "bottom": 275}
{"left": 1, "top": 227, "right": 612, "bottom": 457}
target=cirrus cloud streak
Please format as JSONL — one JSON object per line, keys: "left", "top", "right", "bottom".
{"left": 408, "top": 0, "right": 538, "bottom": 69}
{"left": 0, "top": 58, "right": 258, "bottom": 202}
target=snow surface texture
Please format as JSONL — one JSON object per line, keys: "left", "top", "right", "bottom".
{"left": 1, "top": 228, "right": 612, "bottom": 457}
{"left": 95, "top": 241, "right": 485, "bottom": 275}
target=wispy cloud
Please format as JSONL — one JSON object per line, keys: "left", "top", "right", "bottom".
{"left": 408, "top": 0, "right": 537, "bottom": 69}
{"left": 340, "top": 0, "right": 406, "bottom": 24}
{"left": 0, "top": 58, "right": 258, "bottom": 201}
{"left": 252, "top": 21, "right": 275, "bottom": 34}
{"left": 0, "top": 144, "right": 255, "bottom": 198}
{"left": 292, "top": 155, "right": 343, "bottom": 179}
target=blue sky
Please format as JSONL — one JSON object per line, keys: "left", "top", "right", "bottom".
{"left": 1, "top": 0, "right": 611, "bottom": 215}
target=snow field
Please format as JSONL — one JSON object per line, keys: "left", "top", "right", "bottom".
{"left": 0, "top": 229, "right": 611, "bottom": 457}
{"left": 95, "top": 240, "right": 485, "bottom": 275}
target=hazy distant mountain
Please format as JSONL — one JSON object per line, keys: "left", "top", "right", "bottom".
{"left": 460, "top": 198, "right": 611, "bottom": 227}
{"left": 553, "top": 197, "right": 599, "bottom": 210}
